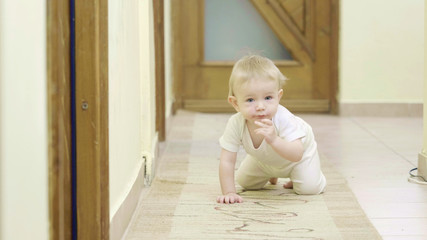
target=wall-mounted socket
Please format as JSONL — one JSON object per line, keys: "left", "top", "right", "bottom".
{"left": 142, "top": 154, "right": 153, "bottom": 186}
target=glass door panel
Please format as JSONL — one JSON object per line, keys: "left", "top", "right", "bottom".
{"left": 204, "top": 0, "right": 293, "bottom": 61}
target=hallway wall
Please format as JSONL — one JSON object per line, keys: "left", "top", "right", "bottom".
{"left": 0, "top": 0, "right": 49, "bottom": 239}
{"left": 340, "top": 0, "right": 424, "bottom": 105}
{"left": 109, "top": 0, "right": 144, "bottom": 220}
{"left": 109, "top": 0, "right": 157, "bottom": 238}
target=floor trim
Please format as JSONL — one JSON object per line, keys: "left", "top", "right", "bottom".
{"left": 339, "top": 102, "right": 422, "bottom": 117}
{"left": 109, "top": 162, "right": 145, "bottom": 240}
{"left": 110, "top": 138, "right": 159, "bottom": 240}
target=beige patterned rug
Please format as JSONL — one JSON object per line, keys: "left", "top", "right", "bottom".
{"left": 125, "top": 111, "right": 381, "bottom": 239}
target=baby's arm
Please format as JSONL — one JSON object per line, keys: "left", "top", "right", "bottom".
{"left": 217, "top": 148, "right": 243, "bottom": 204}
{"left": 269, "top": 137, "right": 303, "bottom": 162}
{"left": 255, "top": 119, "right": 304, "bottom": 162}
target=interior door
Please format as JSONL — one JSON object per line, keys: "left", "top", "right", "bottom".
{"left": 172, "top": 0, "right": 338, "bottom": 113}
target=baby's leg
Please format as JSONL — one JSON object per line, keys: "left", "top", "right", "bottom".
{"left": 236, "top": 155, "right": 269, "bottom": 190}
{"left": 290, "top": 152, "right": 326, "bottom": 195}
{"left": 283, "top": 181, "right": 293, "bottom": 189}
{"left": 269, "top": 177, "right": 278, "bottom": 185}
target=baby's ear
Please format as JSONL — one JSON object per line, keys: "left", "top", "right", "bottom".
{"left": 278, "top": 89, "right": 283, "bottom": 99}
{"left": 228, "top": 96, "right": 239, "bottom": 112}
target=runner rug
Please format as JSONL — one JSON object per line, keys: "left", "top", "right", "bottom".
{"left": 125, "top": 111, "right": 381, "bottom": 240}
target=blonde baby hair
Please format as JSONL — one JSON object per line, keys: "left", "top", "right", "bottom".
{"left": 228, "top": 55, "right": 287, "bottom": 97}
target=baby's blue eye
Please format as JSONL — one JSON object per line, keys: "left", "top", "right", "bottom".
{"left": 246, "top": 98, "right": 254, "bottom": 102}
{"left": 265, "top": 96, "right": 273, "bottom": 100}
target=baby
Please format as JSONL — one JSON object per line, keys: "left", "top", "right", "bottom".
{"left": 217, "top": 55, "right": 326, "bottom": 204}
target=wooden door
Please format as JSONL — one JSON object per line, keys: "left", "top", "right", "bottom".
{"left": 172, "top": 0, "right": 338, "bottom": 113}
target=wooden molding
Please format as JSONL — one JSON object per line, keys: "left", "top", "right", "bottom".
{"left": 329, "top": 0, "right": 340, "bottom": 114}
{"left": 154, "top": 0, "right": 166, "bottom": 141}
{"left": 199, "top": 0, "right": 205, "bottom": 62}
{"left": 75, "top": 0, "right": 109, "bottom": 239}
{"left": 171, "top": 1, "right": 184, "bottom": 112}
{"left": 47, "top": 1, "right": 72, "bottom": 239}
{"left": 267, "top": 0, "right": 315, "bottom": 61}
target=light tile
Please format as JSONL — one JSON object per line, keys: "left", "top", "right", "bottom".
{"left": 382, "top": 236, "right": 427, "bottom": 240}
{"left": 370, "top": 218, "right": 427, "bottom": 236}
{"left": 302, "top": 114, "right": 426, "bottom": 240}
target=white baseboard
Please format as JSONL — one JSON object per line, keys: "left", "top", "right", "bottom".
{"left": 109, "top": 162, "right": 145, "bottom": 240}
{"left": 339, "top": 102, "right": 422, "bottom": 117}
{"left": 110, "top": 136, "right": 159, "bottom": 240}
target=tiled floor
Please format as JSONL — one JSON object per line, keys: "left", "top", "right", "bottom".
{"left": 301, "top": 114, "right": 427, "bottom": 240}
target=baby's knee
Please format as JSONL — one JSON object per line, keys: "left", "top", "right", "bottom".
{"left": 236, "top": 175, "right": 268, "bottom": 190}
{"left": 239, "top": 183, "right": 263, "bottom": 190}
{"left": 293, "top": 179, "right": 326, "bottom": 195}
{"left": 294, "top": 184, "right": 322, "bottom": 195}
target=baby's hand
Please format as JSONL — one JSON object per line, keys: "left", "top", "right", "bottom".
{"left": 216, "top": 192, "right": 243, "bottom": 204}
{"left": 254, "top": 119, "right": 277, "bottom": 144}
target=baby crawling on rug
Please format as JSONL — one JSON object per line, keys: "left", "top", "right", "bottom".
{"left": 217, "top": 55, "right": 326, "bottom": 204}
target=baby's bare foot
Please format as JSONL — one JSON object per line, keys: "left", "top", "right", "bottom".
{"left": 269, "top": 177, "right": 278, "bottom": 185}
{"left": 283, "top": 181, "right": 293, "bottom": 189}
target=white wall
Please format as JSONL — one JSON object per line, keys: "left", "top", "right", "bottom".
{"left": 109, "top": 0, "right": 156, "bottom": 224}
{"left": 140, "top": 0, "right": 157, "bottom": 161}
{"left": 340, "top": 0, "right": 424, "bottom": 103}
{"left": 0, "top": 0, "right": 49, "bottom": 239}
{"left": 109, "top": 0, "right": 144, "bottom": 219}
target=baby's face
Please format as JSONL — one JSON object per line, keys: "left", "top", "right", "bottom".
{"left": 231, "top": 78, "right": 283, "bottom": 125}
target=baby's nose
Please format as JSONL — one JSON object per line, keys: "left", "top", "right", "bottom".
{"left": 256, "top": 102, "right": 265, "bottom": 110}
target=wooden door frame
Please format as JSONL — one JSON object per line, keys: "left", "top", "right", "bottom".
{"left": 171, "top": 0, "right": 339, "bottom": 114}
{"left": 74, "top": 0, "right": 109, "bottom": 238}
{"left": 154, "top": 0, "right": 166, "bottom": 141}
{"left": 330, "top": 0, "right": 339, "bottom": 114}
{"left": 47, "top": 1, "right": 72, "bottom": 239}
{"left": 171, "top": 1, "right": 184, "bottom": 112}
{"left": 47, "top": 0, "right": 110, "bottom": 239}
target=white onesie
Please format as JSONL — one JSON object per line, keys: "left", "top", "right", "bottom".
{"left": 219, "top": 105, "right": 326, "bottom": 194}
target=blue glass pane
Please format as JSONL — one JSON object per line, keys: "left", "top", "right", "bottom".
{"left": 204, "top": 0, "right": 293, "bottom": 61}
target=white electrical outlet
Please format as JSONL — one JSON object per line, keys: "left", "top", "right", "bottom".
{"left": 142, "top": 153, "right": 153, "bottom": 186}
